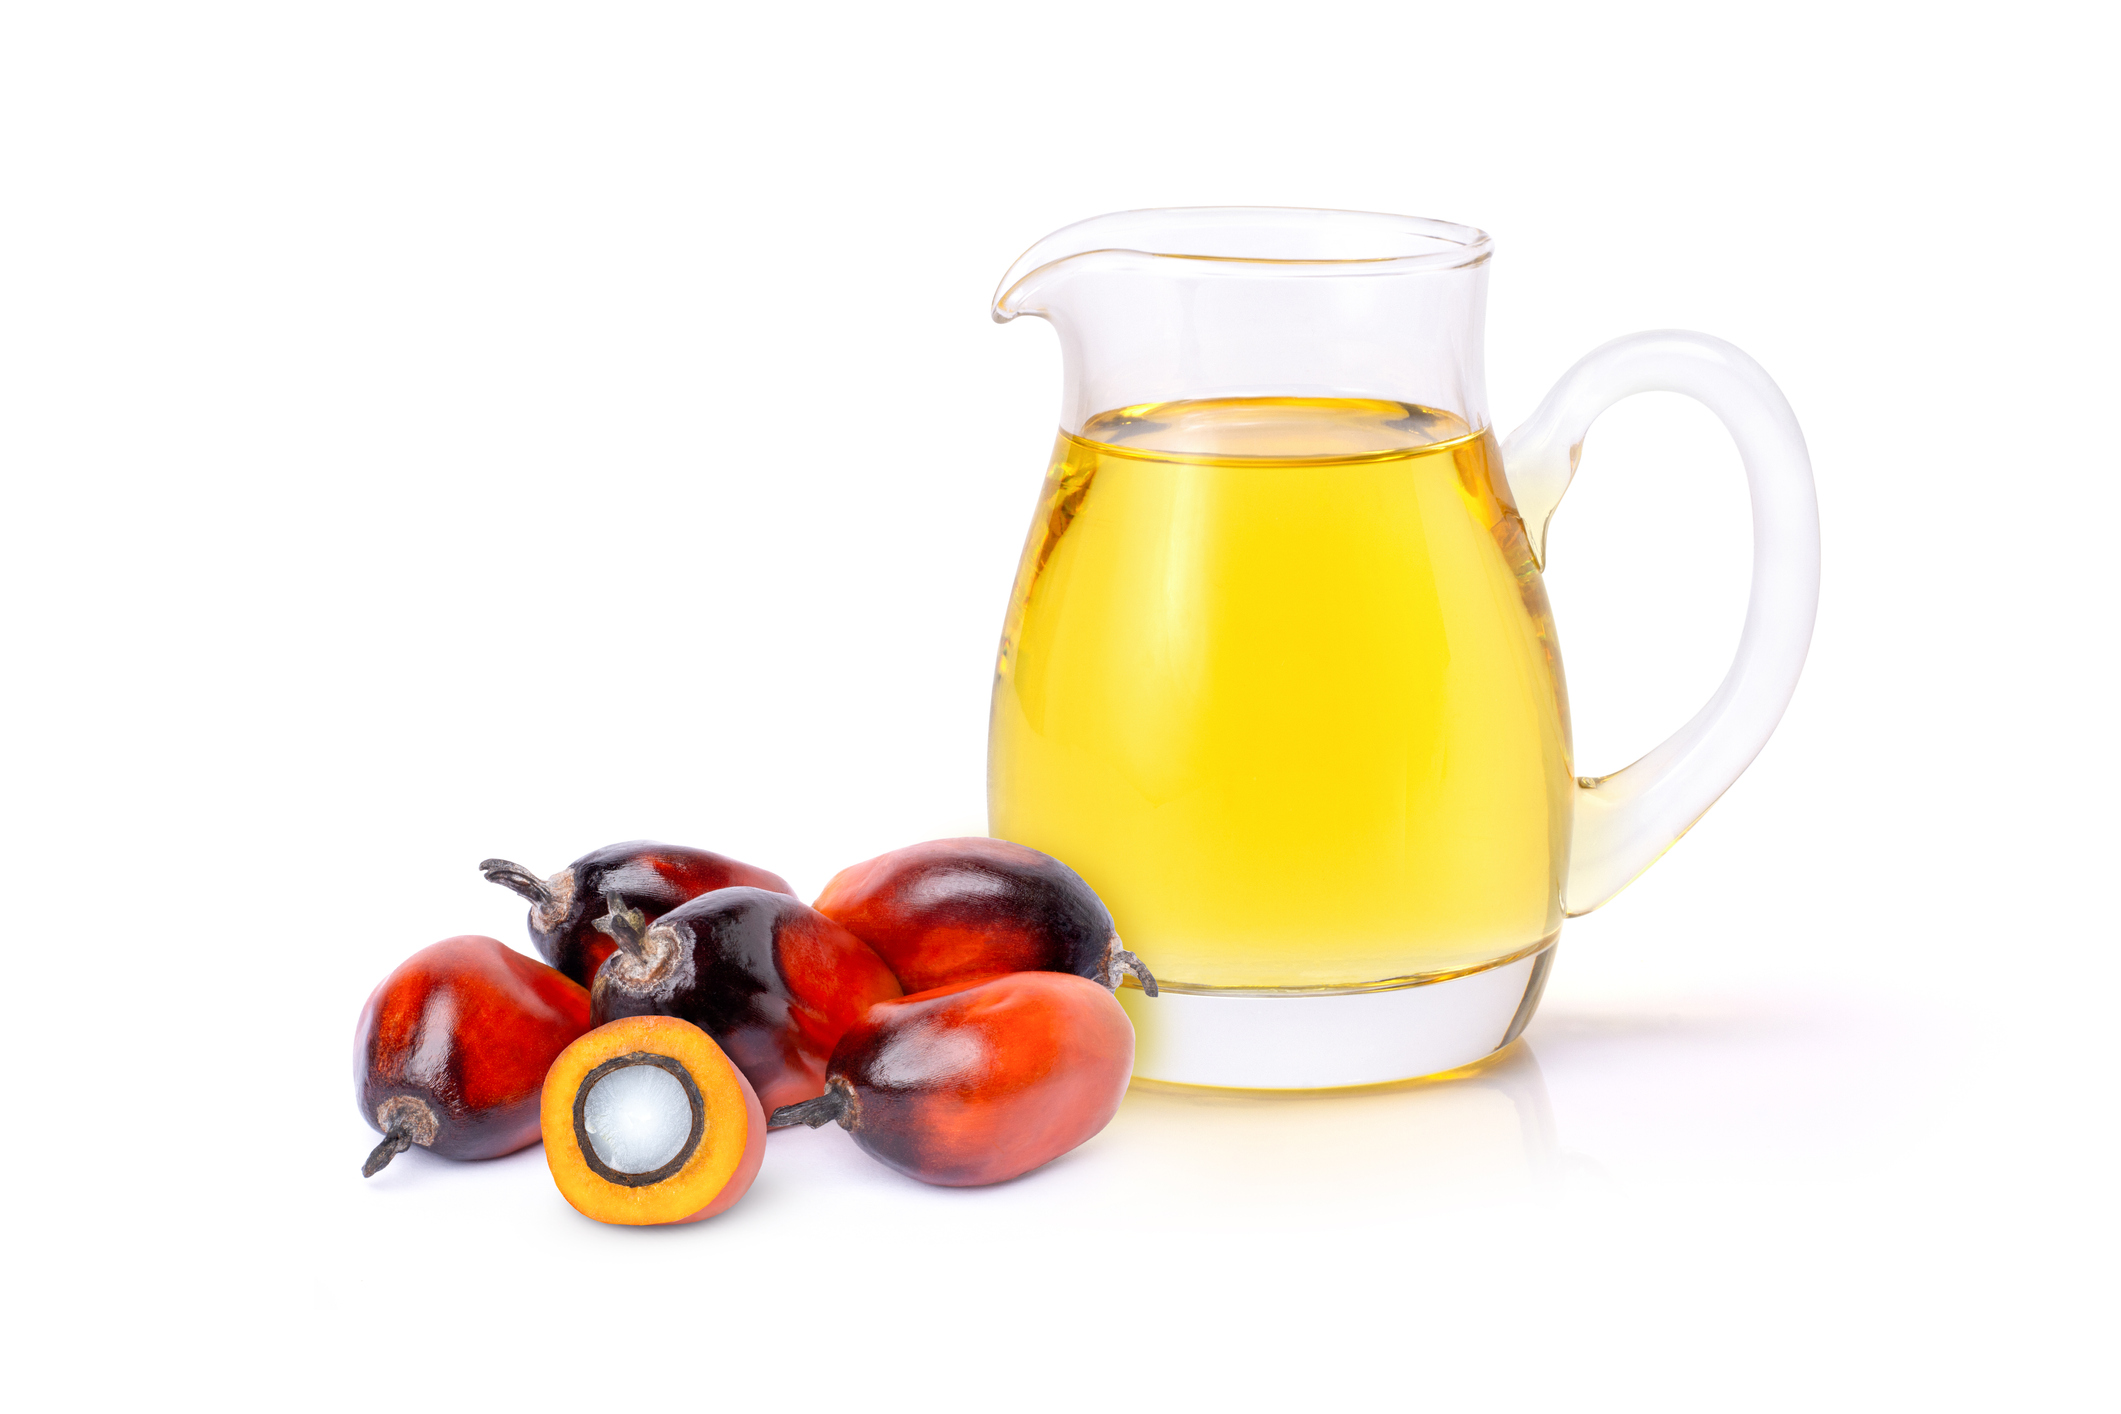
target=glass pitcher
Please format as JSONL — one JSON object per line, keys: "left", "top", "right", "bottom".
{"left": 987, "top": 208, "right": 1819, "bottom": 1088}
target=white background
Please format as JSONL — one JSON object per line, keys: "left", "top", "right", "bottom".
{"left": 3, "top": 2, "right": 2113, "bottom": 1408}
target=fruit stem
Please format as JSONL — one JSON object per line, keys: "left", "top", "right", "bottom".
{"left": 1113, "top": 942, "right": 1159, "bottom": 997}
{"left": 362, "top": 1118, "right": 415, "bottom": 1178}
{"left": 771, "top": 1081, "right": 853, "bottom": 1130}
{"left": 480, "top": 858, "right": 554, "bottom": 906}
{"left": 593, "top": 890, "right": 649, "bottom": 960}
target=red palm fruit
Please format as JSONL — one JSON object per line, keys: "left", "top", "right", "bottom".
{"left": 773, "top": 971, "right": 1133, "bottom": 1187}
{"left": 355, "top": 935, "right": 592, "bottom": 1176}
{"left": 479, "top": 841, "right": 794, "bottom": 988}
{"left": 813, "top": 837, "right": 1156, "bottom": 995}
{"left": 590, "top": 887, "right": 902, "bottom": 1118}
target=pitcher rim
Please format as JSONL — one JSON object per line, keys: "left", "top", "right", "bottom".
{"left": 993, "top": 206, "right": 1493, "bottom": 322}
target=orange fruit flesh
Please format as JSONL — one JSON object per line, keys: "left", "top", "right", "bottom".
{"left": 541, "top": 1016, "right": 765, "bottom": 1225}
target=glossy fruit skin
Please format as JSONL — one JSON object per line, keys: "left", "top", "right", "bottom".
{"left": 591, "top": 887, "right": 902, "bottom": 1117}
{"left": 512, "top": 841, "right": 794, "bottom": 988}
{"left": 355, "top": 936, "right": 593, "bottom": 1161}
{"left": 814, "top": 837, "right": 1126, "bottom": 993}
{"left": 826, "top": 971, "right": 1133, "bottom": 1186}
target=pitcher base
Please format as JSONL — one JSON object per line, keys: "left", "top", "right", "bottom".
{"left": 1117, "top": 944, "right": 1557, "bottom": 1090}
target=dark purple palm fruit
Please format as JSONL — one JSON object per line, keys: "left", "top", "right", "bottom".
{"left": 589, "top": 886, "right": 903, "bottom": 1119}
{"left": 812, "top": 837, "right": 1155, "bottom": 995}
{"left": 478, "top": 841, "right": 793, "bottom": 988}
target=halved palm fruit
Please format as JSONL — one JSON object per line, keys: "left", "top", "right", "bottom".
{"left": 540, "top": 1016, "right": 765, "bottom": 1225}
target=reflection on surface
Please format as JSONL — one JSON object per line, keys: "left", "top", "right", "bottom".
{"left": 1097, "top": 1040, "right": 1566, "bottom": 1213}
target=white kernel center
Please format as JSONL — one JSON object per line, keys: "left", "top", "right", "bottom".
{"left": 583, "top": 1063, "right": 693, "bottom": 1174}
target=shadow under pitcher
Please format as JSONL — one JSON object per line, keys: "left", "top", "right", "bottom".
{"left": 986, "top": 209, "right": 1819, "bottom": 1088}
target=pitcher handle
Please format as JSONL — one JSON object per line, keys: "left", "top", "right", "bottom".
{"left": 1501, "top": 330, "right": 1821, "bottom": 915}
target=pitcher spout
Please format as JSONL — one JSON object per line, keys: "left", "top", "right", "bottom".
{"left": 991, "top": 210, "right": 1157, "bottom": 324}
{"left": 989, "top": 207, "right": 1494, "bottom": 436}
